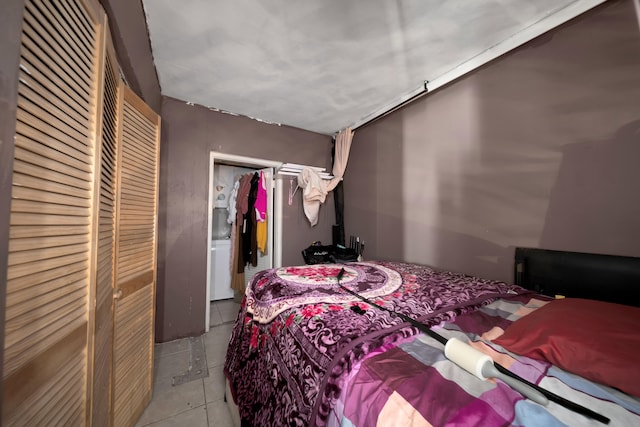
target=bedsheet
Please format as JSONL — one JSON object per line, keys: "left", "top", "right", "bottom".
{"left": 224, "top": 261, "right": 524, "bottom": 426}
{"left": 328, "top": 297, "right": 640, "bottom": 426}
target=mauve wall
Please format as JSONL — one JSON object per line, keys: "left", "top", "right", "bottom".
{"left": 0, "top": 0, "right": 26, "bottom": 409}
{"left": 157, "top": 97, "right": 333, "bottom": 341}
{"left": 99, "top": 0, "right": 161, "bottom": 112}
{"left": 344, "top": 0, "right": 640, "bottom": 283}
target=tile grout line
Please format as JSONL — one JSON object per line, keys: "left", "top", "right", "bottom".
{"left": 140, "top": 401, "right": 208, "bottom": 427}
{"left": 203, "top": 378, "right": 210, "bottom": 426}
{"left": 216, "top": 301, "right": 223, "bottom": 319}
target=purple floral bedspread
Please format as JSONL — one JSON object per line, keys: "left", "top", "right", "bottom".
{"left": 224, "top": 261, "right": 526, "bottom": 426}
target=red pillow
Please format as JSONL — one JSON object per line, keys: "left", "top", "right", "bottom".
{"left": 493, "top": 298, "right": 640, "bottom": 397}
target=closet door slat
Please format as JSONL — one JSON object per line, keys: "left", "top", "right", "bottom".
{"left": 15, "top": 122, "right": 92, "bottom": 171}
{"left": 10, "top": 212, "right": 91, "bottom": 227}
{"left": 12, "top": 141, "right": 93, "bottom": 184}
{"left": 9, "top": 233, "right": 89, "bottom": 252}
{"left": 9, "top": 224, "right": 87, "bottom": 239}
{"left": 6, "top": 269, "right": 86, "bottom": 307}
{"left": 19, "top": 46, "right": 90, "bottom": 115}
{"left": 18, "top": 94, "right": 90, "bottom": 144}
{"left": 12, "top": 166, "right": 92, "bottom": 197}
{"left": 19, "top": 69, "right": 90, "bottom": 124}
{"left": 6, "top": 263, "right": 88, "bottom": 318}
{"left": 22, "top": 1, "right": 93, "bottom": 92}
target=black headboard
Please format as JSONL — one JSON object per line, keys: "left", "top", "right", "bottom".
{"left": 514, "top": 247, "right": 640, "bottom": 307}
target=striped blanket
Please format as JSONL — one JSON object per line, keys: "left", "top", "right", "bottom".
{"left": 329, "top": 297, "right": 640, "bottom": 426}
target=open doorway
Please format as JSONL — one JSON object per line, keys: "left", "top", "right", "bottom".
{"left": 205, "top": 152, "right": 283, "bottom": 332}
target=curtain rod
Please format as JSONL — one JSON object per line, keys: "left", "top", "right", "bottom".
{"left": 352, "top": 82, "right": 429, "bottom": 132}
{"left": 349, "top": 0, "right": 609, "bottom": 134}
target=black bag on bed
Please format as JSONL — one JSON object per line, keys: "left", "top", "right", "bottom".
{"left": 302, "top": 242, "right": 334, "bottom": 264}
{"left": 332, "top": 245, "right": 358, "bottom": 263}
{"left": 302, "top": 242, "right": 358, "bottom": 264}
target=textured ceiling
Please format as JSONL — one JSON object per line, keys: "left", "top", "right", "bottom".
{"left": 143, "top": 0, "right": 603, "bottom": 134}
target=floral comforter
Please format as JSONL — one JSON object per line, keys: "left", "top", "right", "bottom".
{"left": 224, "top": 261, "right": 524, "bottom": 426}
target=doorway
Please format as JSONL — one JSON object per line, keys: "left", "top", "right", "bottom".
{"left": 205, "top": 152, "right": 283, "bottom": 332}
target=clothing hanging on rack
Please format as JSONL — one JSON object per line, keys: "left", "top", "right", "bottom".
{"left": 227, "top": 179, "right": 240, "bottom": 224}
{"left": 228, "top": 169, "right": 271, "bottom": 292}
{"left": 230, "top": 173, "right": 252, "bottom": 292}
{"left": 297, "top": 168, "right": 328, "bottom": 227}
{"left": 242, "top": 172, "right": 259, "bottom": 268}
{"left": 256, "top": 171, "right": 268, "bottom": 255}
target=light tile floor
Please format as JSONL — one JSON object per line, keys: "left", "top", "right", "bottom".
{"left": 136, "top": 299, "right": 241, "bottom": 427}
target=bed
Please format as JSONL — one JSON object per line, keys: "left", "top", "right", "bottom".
{"left": 224, "top": 248, "right": 640, "bottom": 426}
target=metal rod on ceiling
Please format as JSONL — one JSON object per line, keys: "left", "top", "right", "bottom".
{"left": 351, "top": 81, "right": 429, "bottom": 132}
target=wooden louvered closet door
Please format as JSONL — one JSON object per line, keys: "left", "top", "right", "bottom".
{"left": 88, "top": 27, "right": 120, "bottom": 427}
{"left": 3, "top": 0, "right": 161, "bottom": 425}
{"left": 112, "top": 85, "right": 161, "bottom": 426}
{"left": 3, "top": 0, "right": 105, "bottom": 425}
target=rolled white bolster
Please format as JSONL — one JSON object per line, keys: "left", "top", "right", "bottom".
{"left": 444, "top": 337, "right": 492, "bottom": 380}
